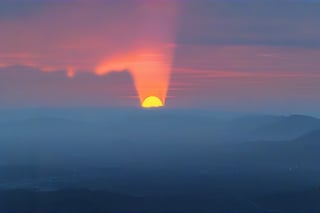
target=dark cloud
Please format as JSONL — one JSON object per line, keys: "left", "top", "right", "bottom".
{"left": 178, "top": 0, "right": 320, "bottom": 48}
{"left": 0, "top": 0, "right": 48, "bottom": 20}
{"left": 0, "top": 67, "right": 137, "bottom": 107}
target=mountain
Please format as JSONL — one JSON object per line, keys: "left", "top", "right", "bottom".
{"left": 286, "top": 129, "right": 320, "bottom": 164}
{"left": 251, "top": 114, "right": 320, "bottom": 141}
{"left": 292, "top": 129, "right": 320, "bottom": 147}
{"left": 223, "top": 115, "right": 283, "bottom": 141}
{"left": 237, "top": 127, "right": 320, "bottom": 168}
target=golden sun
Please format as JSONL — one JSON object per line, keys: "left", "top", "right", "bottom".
{"left": 142, "top": 96, "right": 164, "bottom": 108}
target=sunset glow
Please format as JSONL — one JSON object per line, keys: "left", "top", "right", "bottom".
{"left": 96, "top": 47, "right": 173, "bottom": 106}
{"left": 95, "top": 0, "right": 178, "bottom": 106}
{"left": 0, "top": 1, "right": 319, "bottom": 110}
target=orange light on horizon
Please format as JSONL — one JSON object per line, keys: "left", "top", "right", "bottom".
{"left": 95, "top": 0, "right": 178, "bottom": 107}
{"left": 67, "top": 68, "right": 76, "bottom": 78}
{"left": 96, "top": 47, "right": 173, "bottom": 107}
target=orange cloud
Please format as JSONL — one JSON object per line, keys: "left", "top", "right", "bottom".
{"left": 96, "top": 46, "right": 175, "bottom": 104}
{"left": 0, "top": 0, "right": 179, "bottom": 105}
{"left": 96, "top": 1, "right": 178, "bottom": 104}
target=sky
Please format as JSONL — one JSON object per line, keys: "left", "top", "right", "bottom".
{"left": 0, "top": 0, "right": 320, "bottom": 113}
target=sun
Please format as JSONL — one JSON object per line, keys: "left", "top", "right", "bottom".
{"left": 142, "top": 96, "right": 164, "bottom": 108}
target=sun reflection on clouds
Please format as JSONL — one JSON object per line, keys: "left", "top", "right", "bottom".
{"left": 0, "top": 0, "right": 179, "bottom": 107}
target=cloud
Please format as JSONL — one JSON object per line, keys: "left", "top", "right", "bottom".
{"left": 177, "top": 0, "right": 320, "bottom": 48}
{"left": 1, "top": 0, "right": 320, "bottom": 110}
{"left": 0, "top": 0, "right": 179, "bottom": 103}
{"left": 0, "top": 66, "right": 136, "bottom": 107}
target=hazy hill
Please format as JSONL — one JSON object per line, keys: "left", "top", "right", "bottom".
{"left": 292, "top": 129, "right": 320, "bottom": 147}
{"left": 286, "top": 129, "right": 320, "bottom": 165}
{"left": 237, "top": 127, "right": 320, "bottom": 169}
{"left": 251, "top": 114, "right": 320, "bottom": 141}
{"left": 223, "top": 115, "right": 283, "bottom": 141}
{"left": 219, "top": 114, "right": 320, "bottom": 142}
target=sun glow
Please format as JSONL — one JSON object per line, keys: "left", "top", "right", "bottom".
{"left": 96, "top": 48, "right": 172, "bottom": 104}
{"left": 95, "top": 0, "right": 178, "bottom": 107}
{"left": 142, "top": 96, "right": 164, "bottom": 108}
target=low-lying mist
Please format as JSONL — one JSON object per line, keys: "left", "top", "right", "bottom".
{"left": 0, "top": 108, "right": 319, "bottom": 212}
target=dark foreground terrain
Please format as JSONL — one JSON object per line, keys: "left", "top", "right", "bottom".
{"left": 0, "top": 187, "right": 319, "bottom": 213}
{"left": 0, "top": 109, "right": 319, "bottom": 212}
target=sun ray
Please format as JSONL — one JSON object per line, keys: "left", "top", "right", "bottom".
{"left": 95, "top": 0, "right": 178, "bottom": 107}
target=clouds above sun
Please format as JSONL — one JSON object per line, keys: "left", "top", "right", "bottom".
{"left": 0, "top": 0, "right": 320, "bottom": 112}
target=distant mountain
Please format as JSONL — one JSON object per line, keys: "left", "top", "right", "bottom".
{"left": 251, "top": 114, "right": 320, "bottom": 141}
{"left": 287, "top": 129, "right": 320, "bottom": 162}
{"left": 224, "top": 115, "right": 284, "bottom": 141}
{"left": 292, "top": 129, "right": 320, "bottom": 147}
{"left": 237, "top": 127, "right": 320, "bottom": 168}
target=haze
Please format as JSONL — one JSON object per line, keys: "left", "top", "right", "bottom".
{"left": 0, "top": 0, "right": 320, "bottom": 212}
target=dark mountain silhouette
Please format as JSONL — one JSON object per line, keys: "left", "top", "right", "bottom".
{"left": 228, "top": 115, "right": 283, "bottom": 132}
{"left": 292, "top": 129, "right": 320, "bottom": 147}
{"left": 285, "top": 129, "right": 320, "bottom": 164}
{"left": 251, "top": 114, "right": 320, "bottom": 141}
{"left": 237, "top": 127, "right": 320, "bottom": 168}
{"left": 223, "top": 115, "right": 283, "bottom": 141}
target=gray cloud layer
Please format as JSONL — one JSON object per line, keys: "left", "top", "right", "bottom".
{"left": 178, "top": 0, "right": 320, "bottom": 48}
